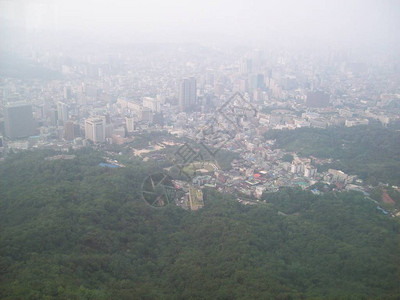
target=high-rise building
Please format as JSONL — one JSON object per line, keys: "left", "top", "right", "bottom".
{"left": 85, "top": 117, "right": 105, "bottom": 143}
{"left": 63, "top": 86, "right": 72, "bottom": 99}
{"left": 4, "top": 102, "right": 35, "bottom": 139}
{"left": 143, "top": 97, "right": 161, "bottom": 113}
{"left": 57, "top": 101, "right": 69, "bottom": 124}
{"left": 63, "top": 121, "right": 75, "bottom": 140}
{"left": 48, "top": 108, "right": 58, "bottom": 126}
{"left": 179, "top": 77, "right": 196, "bottom": 112}
{"left": 240, "top": 59, "right": 252, "bottom": 74}
{"left": 249, "top": 74, "right": 265, "bottom": 92}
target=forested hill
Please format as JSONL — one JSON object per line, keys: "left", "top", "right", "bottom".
{"left": 264, "top": 124, "right": 400, "bottom": 186}
{"left": 1, "top": 150, "right": 399, "bottom": 299}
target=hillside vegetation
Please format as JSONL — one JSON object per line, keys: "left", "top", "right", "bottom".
{"left": 1, "top": 150, "right": 399, "bottom": 299}
{"left": 264, "top": 124, "right": 400, "bottom": 186}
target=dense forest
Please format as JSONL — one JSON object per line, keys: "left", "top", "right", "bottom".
{"left": 1, "top": 150, "right": 399, "bottom": 299}
{"left": 264, "top": 124, "right": 400, "bottom": 186}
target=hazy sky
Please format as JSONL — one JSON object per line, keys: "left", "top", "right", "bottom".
{"left": 1, "top": 0, "right": 400, "bottom": 46}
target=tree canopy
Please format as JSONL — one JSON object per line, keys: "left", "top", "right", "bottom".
{"left": 1, "top": 150, "right": 399, "bottom": 299}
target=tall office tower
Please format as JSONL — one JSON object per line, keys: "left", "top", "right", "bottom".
{"left": 239, "top": 58, "right": 252, "bottom": 74}
{"left": 57, "top": 101, "right": 69, "bottom": 124}
{"left": 4, "top": 102, "right": 35, "bottom": 139}
{"left": 48, "top": 108, "right": 58, "bottom": 126}
{"left": 85, "top": 117, "right": 105, "bottom": 143}
{"left": 249, "top": 74, "right": 265, "bottom": 92}
{"left": 179, "top": 79, "right": 190, "bottom": 112}
{"left": 63, "top": 86, "right": 72, "bottom": 99}
{"left": 100, "top": 115, "right": 113, "bottom": 139}
{"left": 63, "top": 121, "right": 75, "bottom": 141}
{"left": 179, "top": 77, "right": 196, "bottom": 112}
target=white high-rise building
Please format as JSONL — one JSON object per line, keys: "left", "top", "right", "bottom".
{"left": 143, "top": 97, "right": 161, "bottom": 113}
{"left": 85, "top": 117, "right": 105, "bottom": 143}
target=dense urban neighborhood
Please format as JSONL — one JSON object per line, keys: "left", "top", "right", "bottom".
{"left": 2, "top": 44, "right": 400, "bottom": 216}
